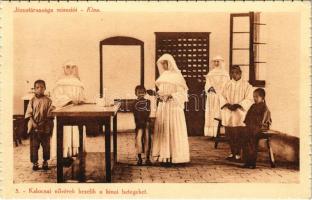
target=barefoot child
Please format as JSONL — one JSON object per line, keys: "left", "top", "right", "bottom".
{"left": 25, "top": 80, "right": 54, "bottom": 170}
{"left": 242, "top": 88, "right": 272, "bottom": 169}
{"left": 133, "top": 85, "right": 152, "bottom": 165}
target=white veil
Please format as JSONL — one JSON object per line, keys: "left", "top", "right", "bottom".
{"left": 155, "top": 54, "right": 188, "bottom": 90}
{"left": 207, "top": 55, "right": 229, "bottom": 77}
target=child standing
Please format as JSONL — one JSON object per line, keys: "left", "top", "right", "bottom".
{"left": 242, "top": 88, "right": 272, "bottom": 169}
{"left": 25, "top": 80, "right": 54, "bottom": 170}
{"left": 221, "top": 65, "right": 253, "bottom": 161}
{"left": 133, "top": 85, "right": 152, "bottom": 166}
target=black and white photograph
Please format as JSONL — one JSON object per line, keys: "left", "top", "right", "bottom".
{"left": 1, "top": 1, "right": 311, "bottom": 199}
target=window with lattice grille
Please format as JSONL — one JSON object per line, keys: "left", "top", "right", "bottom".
{"left": 155, "top": 32, "right": 210, "bottom": 85}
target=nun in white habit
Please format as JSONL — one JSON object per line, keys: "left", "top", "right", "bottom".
{"left": 204, "top": 56, "right": 230, "bottom": 137}
{"left": 51, "top": 61, "right": 86, "bottom": 158}
{"left": 152, "top": 54, "right": 190, "bottom": 164}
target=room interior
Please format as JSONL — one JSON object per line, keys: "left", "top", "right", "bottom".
{"left": 13, "top": 11, "right": 301, "bottom": 180}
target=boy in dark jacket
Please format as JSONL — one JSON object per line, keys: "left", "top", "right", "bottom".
{"left": 242, "top": 88, "right": 272, "bottom": 169}
{"left": 133, "top": 85, "right": 151, "bottom": 165}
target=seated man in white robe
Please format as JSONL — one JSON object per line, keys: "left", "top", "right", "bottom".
{"left": 220, "top": 65, "right": 253, "bottom": 161}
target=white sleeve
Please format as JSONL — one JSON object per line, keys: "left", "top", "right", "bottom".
{"left": 238, "top": 83, "right": 254, "bottom": 111}
{"left": 205, "top": 76, "right": 212, "bottom": 92}
{"left": 171, "top": 86, "right": 188, "bottom": 108}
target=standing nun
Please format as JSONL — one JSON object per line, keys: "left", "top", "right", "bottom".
{"left": 152, "top": 54, "right": 190, "bottom": 166}
{"left": 204, "top": 56, "right": 230, "bottom": 137}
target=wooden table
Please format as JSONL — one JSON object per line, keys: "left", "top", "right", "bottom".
{"left": 52, "top": 103, "right": 120, "bottom": 183}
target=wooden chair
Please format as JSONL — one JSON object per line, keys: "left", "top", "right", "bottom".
{"left": 214, "top": 118, "right": 227, "bottom": 149}
{"left": 214, "top": 118, "right": 276, "bottom": 168}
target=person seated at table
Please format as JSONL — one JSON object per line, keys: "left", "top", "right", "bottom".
{"left": 25, "top": 80, "right": 54, "bottom": 171}
{"left": 133, "top": 85, "right": 152, "bottom": 166}
{"left": 242, "top": 88, "right": 272, "bottom": 169}
{"left": 51, "top": 61, "right": 86, "bottom": 161}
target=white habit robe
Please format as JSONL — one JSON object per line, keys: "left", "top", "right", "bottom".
{"left": 152, "top": 54, "right": 190, "bottom": 163}
{"left": 51, "top": 76, "right": 86, "bottom": 158}
{"left": 204, "top": 68, "right": 230, "bottom": 137}
{"left": 220, "top": 79, "right": 254, "bottom": 127}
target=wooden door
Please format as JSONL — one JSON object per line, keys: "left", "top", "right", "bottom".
{"left": 155, "top": 32, "right": 210, "bottom": 136}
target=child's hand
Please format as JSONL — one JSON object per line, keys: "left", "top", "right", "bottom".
{"left": 30, "top": 118, "right": 38, "bottom": 128}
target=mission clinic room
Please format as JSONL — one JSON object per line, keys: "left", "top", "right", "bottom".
{"left": 13, "top": 11, "right": 300, "bottom": 183}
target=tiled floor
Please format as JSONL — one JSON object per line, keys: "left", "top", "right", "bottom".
{"left": 14, "top": 133, "right": 299, "bottom": 183}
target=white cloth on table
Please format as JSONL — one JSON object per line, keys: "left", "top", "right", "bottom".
{"left": 151, "top": 54, "right": 190, "bottom": 163}
{"left": 220, "top": 79, "right": 254, "bottom": 127}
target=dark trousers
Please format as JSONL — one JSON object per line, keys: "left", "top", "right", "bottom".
{"left": 225, "top": 126, "right": 244, "bottom": 155}
{"left": 30, "top": 131, "right": 50, "bottom": 163}
{"left": 242, "top": 127, "right": 259, "bottom": 165}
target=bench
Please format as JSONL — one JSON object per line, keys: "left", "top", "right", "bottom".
{"left": 214, "top": 118, "right": 276, "bottom": 168}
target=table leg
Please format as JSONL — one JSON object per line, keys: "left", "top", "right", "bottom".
{"left": 78, "top": 150, "right": 86, "bottom": 182}
{"left": 57, "top": 119, "right": 64, "bottom": 183}
{"left": 105, "top": 119, "right": 111, "bottom": 182}
{"left": 78, "top": 125, "right": 84, "bottom": 157}
{"left": 113, "top": 114, "right": 117, "bottom": 162}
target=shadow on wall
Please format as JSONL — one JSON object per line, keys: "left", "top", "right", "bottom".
{"left": 259, "top": 132, "right": 299, "bottom": 165}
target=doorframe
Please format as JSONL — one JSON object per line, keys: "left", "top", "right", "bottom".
{"left": 99, "top": 36, "right": 144, "bottom": 98}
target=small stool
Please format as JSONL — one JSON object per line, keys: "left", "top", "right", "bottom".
{"left": 257, "top": 131, "right": 276, "bottom": 168}
{"left": 214, "top": 118, "right": 276, "bottom": 168}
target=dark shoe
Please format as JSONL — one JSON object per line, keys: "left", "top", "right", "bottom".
{"left": 226, "top": 155, "right": 235, "bottom": 161}
{"left": 241, "top": 164, "right": 250, "bottom": 168}
{"left": 241, "top": 163, "right": 256, "bottom": 169}
{"left": 32, "top": 163, "right": 39, "bottom": 171}
{"left": 145, "top": 159, "right": 152, "bottom": 166}
{"left": 137, "top": 158, "right": 143, "bottom": 166}
{"left": 249, "top": 164, "right": 256, "bottom": 169}
{"left": 42, "top": 161, "right": 49, "bottom": 170}
{"left": 161, "top": 162, "right": 172, "bottom": 168}
{"left": 63, "top": 157, "right": 74, "bottom": 167}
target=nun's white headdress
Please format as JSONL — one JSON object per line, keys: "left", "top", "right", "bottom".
{"left": 63, "top": 60, "right": 80, "bottom": 80}
{"left": 208, "top": 55, "right": 228, "bottom": 77}
{"left": 55, "top": 60, "right": 84, "bottom": 87}
{"left": 155, "top": 54, "right": 188, "bottom": 90}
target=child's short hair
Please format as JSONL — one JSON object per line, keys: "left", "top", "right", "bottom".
{"left": 231, "top": 65, "right": 242, "bottom": 73}
{"left": 254, "top": 88, "right": 266, "bottom": 98}
{"left": 34, "top": 79, "right": 46, "bottom": 88}
{"left": 135, "top": 85, "right": 146, "bottom": 96}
